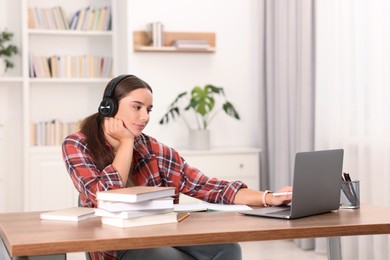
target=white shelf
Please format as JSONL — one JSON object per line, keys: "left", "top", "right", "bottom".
{"left": 30, "top": 145, "right": 61, "bottom": 153}
{"left": 0, "top": 77, "right": 23, "bottom": 83}
{"left": 28, "top": 78, "right": 111, "bottom": 83}
{"left": 28, "top": 29, "right": 112, "bottom": 36}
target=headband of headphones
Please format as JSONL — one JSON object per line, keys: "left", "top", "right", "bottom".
{"left": 105, "top": 74, "right": 132, "bottom": 98}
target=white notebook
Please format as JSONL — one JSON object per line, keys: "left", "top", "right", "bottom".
{"left": 40, "top": 207, "right": 97, "bottom": 222}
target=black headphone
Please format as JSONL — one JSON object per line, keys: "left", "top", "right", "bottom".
{"left": 98, "top": 74, "right": 131, "bottom": 117}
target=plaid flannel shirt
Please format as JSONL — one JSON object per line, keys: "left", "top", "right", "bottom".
{"left": 62, "top": 132, "right": 247, "bottom": 260}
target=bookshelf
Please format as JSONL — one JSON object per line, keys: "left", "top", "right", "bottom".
{"left": 133, "top": 31, "right": 216, "bottom": 53}
{"left": 1, "top": 0, "right": 124, "bottom": 210}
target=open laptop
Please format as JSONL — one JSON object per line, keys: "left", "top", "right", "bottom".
{"left": 241, "top": 149, "right": 344, "bottom": 219}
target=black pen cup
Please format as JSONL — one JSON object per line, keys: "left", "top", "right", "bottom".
{"left": 340, "top": 180, "right": 360, "bottom": 209}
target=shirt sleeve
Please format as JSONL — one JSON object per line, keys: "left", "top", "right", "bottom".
{"left": 62, "top": 133, "right": 124, "bottom": 207}
{"left": 179, "top": 159, "right": 248, "bottom": 204}
{"left": 154, "top": 142, "right": 248, "bottom": 205}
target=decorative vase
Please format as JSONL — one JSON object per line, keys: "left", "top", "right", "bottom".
{"left": 189, "top": 129, "right": 210, "bottom": 150}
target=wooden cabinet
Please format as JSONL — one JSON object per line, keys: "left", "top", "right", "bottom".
{"left": 25, "top": 147, "right": 79, "bottom": 211}
{"left": 179, "top": 148, "right": 261, "bottom": 190}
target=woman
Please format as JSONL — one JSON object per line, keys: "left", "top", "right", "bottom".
{"left": 62, "top": 74, "right": 292, "bottom": 260}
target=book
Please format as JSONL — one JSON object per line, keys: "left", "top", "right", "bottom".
{"left": 101, "top": 212, "right": 178, "bottom": 228}
{"left": 173, "top": 40, "right": 211, "bottom": 50}
{"left": 40, "top": 207, "right": 96, "bottom": 222}
{"left": 98, "top": 197, "right": 174, "bottom": 212}
{"left": 96, "top": 186, "right": 175, "bottom": 203}
{"left": 94, "top": 208, "right": 173, "bottom": 219}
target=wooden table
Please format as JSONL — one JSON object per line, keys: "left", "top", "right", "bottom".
{"left": 1, "top": 204, "right": 390, "bottom": 260}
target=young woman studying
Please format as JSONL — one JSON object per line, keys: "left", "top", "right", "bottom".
{"left": 62, "top": 74, "right": 292, "bottom": 260}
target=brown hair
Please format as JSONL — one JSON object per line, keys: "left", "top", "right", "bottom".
{"left": 80, "top": 75, "right": 152, "bottom": 170}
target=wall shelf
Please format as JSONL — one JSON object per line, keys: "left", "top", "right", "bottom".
{"left": 133, "top": 31, "right": 216, "bottom": 53}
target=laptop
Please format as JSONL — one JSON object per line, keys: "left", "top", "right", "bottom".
{"left": 241, "top": 149, "right": 344, "bottom": 219}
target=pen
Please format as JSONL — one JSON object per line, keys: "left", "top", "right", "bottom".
{"left": 272, "top": 192, "right": 292, "bottom": 197}
{"left": 342, "top": 172, "right": 358, "bottom": 204}
{"left": 343, "top": 172, "right": 352, "bottom": 182}
{"left": 178, "top": 212, "right": 190, "bottom": 222}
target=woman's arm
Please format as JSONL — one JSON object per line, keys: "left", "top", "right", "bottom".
{"left": 234, "top": 186, "right": 292, "bottom": 207}
{"left": 62, "top": 133, "right": 125, "bottom": 207}
{"left": 103, "top": 117, "right": 135, "bottom": 185}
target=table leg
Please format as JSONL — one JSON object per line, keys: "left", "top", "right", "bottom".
{"left": 0, "top": 237, "right": 11, "bottom": 260}
{"left": 327, "top": 236, "right": 341, "bottom": 260}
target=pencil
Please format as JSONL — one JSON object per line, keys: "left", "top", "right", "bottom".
{"left": 178, "top": 212, "right": 190, "bottom": 222}
{"left": 272, "top": 192, "right": 292, "bottom": 197}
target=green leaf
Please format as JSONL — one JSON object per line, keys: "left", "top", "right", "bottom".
{"left": 190, "top": 85, "right": 215, "bottom": 116}
{"left": 223, "top": 101, "right": 240, "bottom": 120}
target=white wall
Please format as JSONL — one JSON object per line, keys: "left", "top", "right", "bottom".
{"left": 127, "top": 0, "right": 262, "bottom": 150}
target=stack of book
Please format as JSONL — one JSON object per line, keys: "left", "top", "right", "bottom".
{"left": 172, "top": 40, "right": 211, "bottom": 50}
{"left": 146, "top": 22, "right": 164, "bottom": 47}
{"left": 96, "top": 186, "right": 177, "bottom": 228}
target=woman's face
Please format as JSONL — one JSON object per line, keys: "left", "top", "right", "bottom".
{"left": 115, "top": 88, "right": 153, "bottom": 136}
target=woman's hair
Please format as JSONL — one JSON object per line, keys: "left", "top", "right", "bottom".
{"left": 80, "top": 75, "right": 152, "bottom": 170}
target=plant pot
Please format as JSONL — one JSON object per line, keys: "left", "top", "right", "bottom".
{"left": 189, "top": 129, "right": 210, "bottom": 150}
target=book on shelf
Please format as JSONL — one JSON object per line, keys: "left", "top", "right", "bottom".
{"left": 146, "top": 22, "right": 164, "bottom": 47}
{"left": 173, "top": 40, "right": 211, "bottom": 50}
{"left": 101, "top": 211, "right": 178, "bottom": 228}
{"left": 69, "top": 9, "right": 80, "bottom": 30}
{"left": 94, "top": 208, "right": 173, "bottom": 219}
{"left": 31, "top": 119, "right": 81, "bottom": 146}
{"left": 69, "top": 5, "right": 111, "bottom": 31}
{"left": 40, "top": 207, "right": 97, "bottom": 222}
{"left": 28, "top": 6, "right": 68, "bottom": 30}
{"left": 30, "top": 54, "right": 113, "bottom": 79}
{"left": 96, "top": 186, "right": 175, "bottom": 203}
{"left": 97, "top": 197, "right": 174, "bottom": 212}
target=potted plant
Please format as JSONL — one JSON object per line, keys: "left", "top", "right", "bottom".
{"left": 159, "top": 84, "right": 240, "bottom": 149}
{"left": 0, "top": 30, "right": 18, "bottom": 75}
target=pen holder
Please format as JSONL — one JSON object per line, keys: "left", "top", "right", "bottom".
{"left": 340, "top": 180, "right": 360, "bottom": 209}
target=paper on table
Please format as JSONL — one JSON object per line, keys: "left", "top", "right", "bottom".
{"left": 174, "top": 202, "right": 253, "bottom": 212}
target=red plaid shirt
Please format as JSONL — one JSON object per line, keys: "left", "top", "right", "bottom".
{"left": 62, "top": 132, "right": 247, "bottom": 260}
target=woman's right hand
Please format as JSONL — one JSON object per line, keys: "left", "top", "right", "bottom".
{"left": 103, "top": 117, "right": 135, "bottom": 152}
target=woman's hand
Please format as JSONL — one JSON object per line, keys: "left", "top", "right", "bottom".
{"left": 268, "top": 186, "right": 293, "bottom": 206}
{"left": 103, "top": 117, "right": 135, "bottom": 152}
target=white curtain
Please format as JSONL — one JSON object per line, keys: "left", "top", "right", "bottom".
{"left": 261, "top": 0, "right": 315, "bottom": 190}
{"left": 260, "top": 0, "right": 319, "bottom": 251}
{"left": 316, "top": 0, "right": 390, "bottom": 259}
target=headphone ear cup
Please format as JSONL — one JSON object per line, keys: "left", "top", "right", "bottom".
{"left": 98, "top": 98, "right": 118, "bottom": 117}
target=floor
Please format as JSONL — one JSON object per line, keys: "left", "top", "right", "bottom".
{"left": 67, "top": 240, "right": 328, "bottom": 259}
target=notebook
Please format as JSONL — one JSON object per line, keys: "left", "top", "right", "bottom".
{"left": 241, "top": 149, "right": 344, "bottom": 219}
